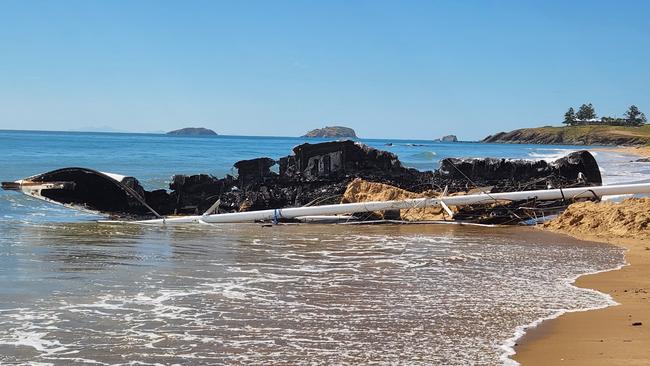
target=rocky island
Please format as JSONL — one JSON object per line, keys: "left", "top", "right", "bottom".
{"left": 167, "top": 127, "right": 218, "bottom": 136}
{"left": 302, "top": 126, "right": 357, "bottom": 138}
{"left": 434, "top": 135, "right": 458, "bottom": 142}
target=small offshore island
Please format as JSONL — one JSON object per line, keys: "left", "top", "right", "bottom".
{"left": 302, "top": 126, "right": 357, "bottom": 138}
{"left": 167, "top": 127, "right": 218, "bottom": 136}
{"left": 435, "top": 134, "right": 458, "bottom": 142}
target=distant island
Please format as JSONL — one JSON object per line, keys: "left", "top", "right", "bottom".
{"left": 167, "top": 127, "right": 218, "bottom": 136}
{"left": 483, "top": 104, "right": 649, "bottom": 146}
{"left": 302, "top": 126, "right": 357, "bottom": 138}
{"left": 435, "top": 135, "right": 458, "bottom": 142}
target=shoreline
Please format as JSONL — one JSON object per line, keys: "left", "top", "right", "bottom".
{"left": 499, "top": 248, "right": 625, "bottom": 366}
{"left": 511, "top": 145, "right": 650, "bottom": 366}
{"left": 595, "top": 145, "right": 650, "bottom": 159}
{"left": 512, "top": 232, "right": 650, "bottom": 365}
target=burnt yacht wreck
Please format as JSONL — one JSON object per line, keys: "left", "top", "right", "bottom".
{"left": 3, "top": 140, "right": 649, "bottom": 225}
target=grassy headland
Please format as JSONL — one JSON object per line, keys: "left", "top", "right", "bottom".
{"left": 483, "top": 125, "right": 650, "bottom": 146}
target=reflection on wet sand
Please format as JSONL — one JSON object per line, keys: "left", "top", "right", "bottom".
{"left": 0, "top": 222, "right": 624, "bottom": 365}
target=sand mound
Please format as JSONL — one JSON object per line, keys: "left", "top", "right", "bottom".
{"left": 544, "top": 198, "right": 650, "bottom": 239}
{"left": 341, "top": 178, "right": 455, "bottom": 221}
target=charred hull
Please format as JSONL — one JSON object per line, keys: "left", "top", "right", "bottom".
{"left": 2, "top": 141, "right": 604, "bottom": 224}
{"left": 0, "top": 167, "right": 158, "bottom": 217}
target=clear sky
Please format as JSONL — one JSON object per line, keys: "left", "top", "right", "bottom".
{"left": 0, "top": 0, "right": 648, "bottom": 140}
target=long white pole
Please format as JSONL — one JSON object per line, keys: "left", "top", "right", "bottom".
{"left": 133, "top": 183, "right": 650, "bottom": 225}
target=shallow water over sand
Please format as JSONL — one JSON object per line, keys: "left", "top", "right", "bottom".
{"left": 1, "top": 131, "right": 641, "bottom": 364}
{"left": 0, "top": 222, "right": 623, "bottom": 365}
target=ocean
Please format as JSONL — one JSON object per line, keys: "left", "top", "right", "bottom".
{"left": 0, "top": 130, "right": 648, "bottom": 365}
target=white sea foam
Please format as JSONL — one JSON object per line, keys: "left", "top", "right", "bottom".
{"left": 595, "top": 150, "right": 650, "bottom": 185}
{"left": 0, "top": 225, "right": 626, "bottom": 365}
{"left": 11, "top": 330, "right": 68, "bottom": 354}
{"left": 500, "top": 260, "right": 627, "bottom": 365}
{"left": 526, "top": 147, "right": 650, "bottom": 186}
{"left": 527, "top": 148, "right": 577, "bottom": 161}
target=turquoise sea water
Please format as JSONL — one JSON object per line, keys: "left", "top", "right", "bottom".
{"left": 1, "top": 129, "right": 629, "bottom": 189}
{"left": 0, "top": 130, "right": 646, "bottom": 365}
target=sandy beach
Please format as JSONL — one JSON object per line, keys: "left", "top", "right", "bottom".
{"left": 513, "top": 147, "right": 650, "bottom": 366}
{"left": 514, "top": 233, "right": 650, "bottom": 365}
{"left": 611, "top": 145, "right": 650, "bottom": 159}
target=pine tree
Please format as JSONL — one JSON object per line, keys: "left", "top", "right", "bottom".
{"left": 624, "top": 105, "right": 647, "bottom": 126}
{"left": 563, "top": 107, "right": 576, "bottom": 125}
{"left": 576, "top": 103, "right": 596, "bottom": 121}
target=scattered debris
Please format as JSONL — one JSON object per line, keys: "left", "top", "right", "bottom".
{"left": 2, "top": 140, "right": 612, "bottom": 224}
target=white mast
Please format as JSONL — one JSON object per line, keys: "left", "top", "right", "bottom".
{"left": 133, "top": 182, "right": 650, "bottom": 225}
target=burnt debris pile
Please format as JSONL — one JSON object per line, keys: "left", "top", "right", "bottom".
{"left": 159, "top": 140, "right": 435, "bottom": 215}
{"left": 438, "top": 150, "right": 601, "bottom": 192}
{"left": 2, "top": 140, "right": 603, "bottom": 223}
{"left": 435, "top": 150, "right": 602, "bottom": 223}
{"left": 144, "top": 140, "right": 601, "bottom": 221}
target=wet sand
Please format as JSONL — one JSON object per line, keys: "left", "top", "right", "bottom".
{"left": 513, "top": 233, "right": 650, "bottom": 365}
{"left": 0, "top": 221, "right": 624, "bottom": 365}
{"left": 612, "top": 145, "right": 650, "bottom": 159}
{"left": 512, "top": 146, "right": 650, "bottom": 366}
{"left": 596, "top": 145, "right": 650, "bottom": 159}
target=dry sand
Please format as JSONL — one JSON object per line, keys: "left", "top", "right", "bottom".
{"left": 341, "top": 178, "right": 455, "bottom": 221}
{"left": 596, "top": 145, "right": 650, "bottom": 159}
{"left": 513, "top": 198, "right": 650, "bottom": 365}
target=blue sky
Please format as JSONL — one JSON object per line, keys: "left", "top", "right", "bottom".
{"left": 0, "top": 0, "right": 648, "bottom": 140}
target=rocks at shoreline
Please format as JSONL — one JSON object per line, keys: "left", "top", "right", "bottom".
{"left": 302, "top": 126, "right": 357, "bottom": 138}
{"left": 167, "top": 127, "right": 218, "bottom": 136}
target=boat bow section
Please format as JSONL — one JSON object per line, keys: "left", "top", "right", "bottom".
{"left": 1, "top": 167, "right": 152, "bottom": 217}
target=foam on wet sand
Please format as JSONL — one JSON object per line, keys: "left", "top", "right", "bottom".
{"left": 512, "top": 196, "right": 650, "bottom": 365}
{"left": 0, "top": 223, "right": 625, "bottom": 365}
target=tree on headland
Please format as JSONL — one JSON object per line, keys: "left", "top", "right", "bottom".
{"left": 576, "top": 103, "right": 597, "bottom": 121}
{"left": 624, "top": 105, "right": 647, "bottom": 126}
{"left": 563, "top": 107, "right": 576, "bottom": 125}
